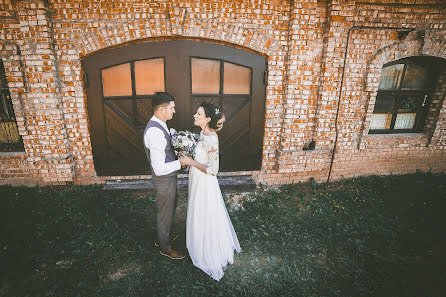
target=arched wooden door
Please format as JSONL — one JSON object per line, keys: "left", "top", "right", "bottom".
{"left": 83, "top": 40, "right": 266, "bottom": 176}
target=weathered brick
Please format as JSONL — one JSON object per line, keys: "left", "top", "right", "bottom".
{"left": 0, "top": 0, "right": 445, "bottom": 187}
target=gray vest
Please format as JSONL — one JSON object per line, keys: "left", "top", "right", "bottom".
{"left": 144, "top": 120, "right": 178, "bottom": 177}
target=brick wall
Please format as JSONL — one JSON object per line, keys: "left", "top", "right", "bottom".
{"left": 0, "top": 152, "right": 34, "bottom": 186}
{"left": 0, "top": 0, "right": 445, "bottom": 186}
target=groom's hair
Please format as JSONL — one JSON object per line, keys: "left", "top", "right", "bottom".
{"left": 152, "top": 92, "right": 175, "bottom": 110}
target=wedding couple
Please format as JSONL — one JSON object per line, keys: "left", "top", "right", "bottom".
{"left": 143, "top": 92, "right": 241, "bottom": 281}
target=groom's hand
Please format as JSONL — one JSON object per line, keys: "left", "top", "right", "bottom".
{"left": 178, "top": 153, "right": 187, "bottom": 166}
{"left": 179, "top": 154, "right": 193, "bottom": 166}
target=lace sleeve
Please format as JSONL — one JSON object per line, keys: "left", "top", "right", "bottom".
{"left": 205, "top": 135, "right": 219, "bottom": 176}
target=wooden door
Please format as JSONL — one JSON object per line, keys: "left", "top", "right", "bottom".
{"left": 83, "top": 40, "right": 266, "bottom": 176}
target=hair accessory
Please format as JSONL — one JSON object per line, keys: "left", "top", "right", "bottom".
{"left": 215, "top": 108, "right": 219, "bottom": 115}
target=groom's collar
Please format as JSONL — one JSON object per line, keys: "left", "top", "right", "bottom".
{"left": 151, "top": 115, "right": 169, "bottom": 134}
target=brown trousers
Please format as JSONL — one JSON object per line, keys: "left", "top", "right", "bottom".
{"left": 151, "top": 174, "right": 177, "bottom": 252}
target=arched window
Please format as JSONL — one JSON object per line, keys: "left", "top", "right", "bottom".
{"left": 0, "top": 59, "right": 24, "bottom": 152}
{"left": 369, "top": 56, "right": 444, "bottom": 134}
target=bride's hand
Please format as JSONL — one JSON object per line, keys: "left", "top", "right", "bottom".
{"left": 179, "top": 154, "right": 193, "bottom": 166}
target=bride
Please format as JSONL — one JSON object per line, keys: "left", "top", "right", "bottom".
{"left": 178, "top": 102, "right": 241, "bottom": 281}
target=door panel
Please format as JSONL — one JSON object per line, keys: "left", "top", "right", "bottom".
{"left": 103, "top": 104, "right": 147, "bottom": 175}
{"left": 83, "top": 39, "right": 266, "bottom": 175}
{"left": 135, "top": 99, "right": 154, "bottom": 127}
{"left": 221, "top": 97, "right": 251, "bottom": 123}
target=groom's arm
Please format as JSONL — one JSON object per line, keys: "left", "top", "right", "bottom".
{"left": 144, "top": 127, "right": 180, "bottom": 176}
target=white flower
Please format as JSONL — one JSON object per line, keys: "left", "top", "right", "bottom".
{"left": 215, "top": 108, "right": 219, "bottom": 115}
{"left": 170, "top": 128, "right": 176, "bottom": 135}
{"left": 170, "top": 129, "right": 199, "bottom": 157}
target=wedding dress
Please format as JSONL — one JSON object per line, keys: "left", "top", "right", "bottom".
{"left": 186, "top": 132, "right": 241, "bottom": 281}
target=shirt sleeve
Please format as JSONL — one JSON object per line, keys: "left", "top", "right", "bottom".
{"left": 144, "top": 127, "right": 181, "bottom": 176}
{"left": 205, "top": 136, "right": 219, "bottom": 176}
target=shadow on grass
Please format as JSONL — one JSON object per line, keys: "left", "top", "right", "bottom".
{"left": 1, "top": 173, "right": 445, "bottom": 296}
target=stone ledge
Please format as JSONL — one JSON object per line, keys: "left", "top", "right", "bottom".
{"left": 103, "top": 175, "right": 257, "bottom": 193}
{"left": 0, "top": 151, "right": 27, "bottom": 157}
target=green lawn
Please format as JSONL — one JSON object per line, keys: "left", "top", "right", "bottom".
{"left": 1, "top": 173, "right": 445, "bottom": 297}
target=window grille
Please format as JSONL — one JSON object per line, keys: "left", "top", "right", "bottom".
{"left": 369, "top": 56, "right": 444, "bottom": 134}
{"left": 0, "top": 59, "right": 24, "bottom": 152}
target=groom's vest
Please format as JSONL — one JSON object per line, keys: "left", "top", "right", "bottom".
{"left": 144, "top": 120, "right": 179, "bottom": 177}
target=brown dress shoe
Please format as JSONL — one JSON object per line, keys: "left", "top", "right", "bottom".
{"left": 160, "top": 248, "right": 185, "bottom": 260}
{"left": 154, "top": 234, "right": 179, "bottom": 247}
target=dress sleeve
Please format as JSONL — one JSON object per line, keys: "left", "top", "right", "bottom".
{"left": 205, "top": 136, "right": 219, "bottom": 176}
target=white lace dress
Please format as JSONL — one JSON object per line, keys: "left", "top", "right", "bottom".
{"left": 186, "top": 132, "right": 241, "bottom": 281}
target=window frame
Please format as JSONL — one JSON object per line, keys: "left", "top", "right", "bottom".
{"left": 189, "top": 56, "right": 254, "bottom": 123}
{"left": 99, "top": 57, "right": 166, "bottom": 132}
{"left": 189, "top": 56, "right": 253, "bottom": 97}
{"left": 0, "top": 59, "right": 24, "bottom": 152}
{"left": 369, "top": 56, "right": 442, "bottom": 134}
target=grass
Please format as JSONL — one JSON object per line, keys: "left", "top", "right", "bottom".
{"left": 1, "top": 173, "right": 445, "bottom": 297}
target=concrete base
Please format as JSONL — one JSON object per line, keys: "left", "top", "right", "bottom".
{"left": 103, "top": 175, "right": 257, "bottom": 193}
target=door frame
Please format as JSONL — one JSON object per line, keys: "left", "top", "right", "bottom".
{"left": 82, "top": 38, "right": 267, "bottom": 175}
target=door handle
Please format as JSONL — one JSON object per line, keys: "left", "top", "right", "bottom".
{"left": 422, "top": 95, "right": 427, "bottom": 107}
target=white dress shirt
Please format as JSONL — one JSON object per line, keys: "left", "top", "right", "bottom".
{"left": 144, "top": 115, "right": 181, "bottom": 176}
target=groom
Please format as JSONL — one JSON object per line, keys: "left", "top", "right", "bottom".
{"left": 143, "top": 92, "right": 185, "bottom": 260}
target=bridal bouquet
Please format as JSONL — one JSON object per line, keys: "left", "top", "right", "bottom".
{"left": 170, "top": 128, "right": 199, "bottom": 158}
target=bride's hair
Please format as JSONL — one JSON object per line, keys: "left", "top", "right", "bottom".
{"left": 200, "top": 102, "right": 225, "bottom": 132}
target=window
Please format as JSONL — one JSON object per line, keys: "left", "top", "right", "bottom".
{"left": 191, "top": 58, "right": 220, "bottom": 94}
{"left": 191, "top": 58, "right": 252, "bottom": 95}
{"left": 190, "top": 57, "right": 253, "bottom": 125}
{"left": 0, "top": 59, "right": 24, "bottom": 152}
{"left": 223, "top": 61, "right": 251, "bottom": 95}
{"left": 100, "top": 57, "right": 165, "bottom": 130}
{"left": 369, "top": 57, "right": 443, "bottom": 134}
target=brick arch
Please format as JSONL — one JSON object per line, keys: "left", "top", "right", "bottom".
{"left": 365, "top": 30, "right": 446, "bottom": 93}
{"left": 73, "top": 8, "right": 282, "bottom": 58}
{"left": 0, "top": 40, "right": 38, "bottom": 183}
{"left": 0, "top": 41, "right": 26, "bottom": 92}
{"left": 0, "top": 42, "right": 16, "bottom": 60}
{"left": 360, "top": 30, "right": 446, "bottom": 140}
{"left": 71, "top": 11, "right": 285, "bottom": 174}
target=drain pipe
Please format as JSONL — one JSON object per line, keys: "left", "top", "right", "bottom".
{"left": 325, "top": 25, "right": 420, "bottom": 183}
{"left": 273, "top": 1, "right": 295, "bottom": 171}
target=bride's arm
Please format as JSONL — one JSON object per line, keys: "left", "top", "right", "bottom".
{"left": 192, "top": 160, "right": 209, "bottom": 174}
{"left": 205, "top": 142, "right": 219, "bottom": 176}
{"left": 178, "top": 137, "right": 219, "bottom": 175}
{"left": 179, "top": 154, "right": 208, "bottom": 174}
